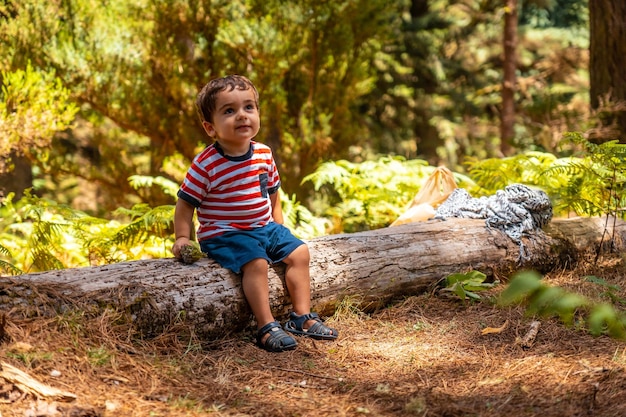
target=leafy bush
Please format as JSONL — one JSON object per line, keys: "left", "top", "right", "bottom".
{"left": 499, "top": 271, "right": 626, "bottom": 339}
{"left": 0, "top": 191, "right": 175, "bottom": 273}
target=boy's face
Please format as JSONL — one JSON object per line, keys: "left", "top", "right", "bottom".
{"left": 202, "top": 87, "right": 260, "bottom": 155}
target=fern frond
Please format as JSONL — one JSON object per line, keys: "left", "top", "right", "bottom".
{"left": 30, "top": 248, "right": 65, "bottom": 271}
{"left": 128, "top": 175, "right": 179, "bottom": 198}
{"left": 0, "top": 243, "right": 22, "bottom": 275}
{"left": 0, "top": 259, "right": 22, "bottom": 276}
{"left": 111, "top": 205, "right": 174, "bottom": 246}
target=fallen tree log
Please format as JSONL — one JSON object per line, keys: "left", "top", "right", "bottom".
{"left": 1, "top": 217, "right": 624, "bottom": 339}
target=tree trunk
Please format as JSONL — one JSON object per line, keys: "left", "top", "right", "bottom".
{"left": 589, "top": 0, "right": 626, "bottom": 142}
{"left": 1, "top": 217, "right": 623, "bottom": 339}
{"left": 500, "top": 0, "right": 518, "bottom": 156}
{"left": 0, "top": 153, "right": 33, "bottom": 200}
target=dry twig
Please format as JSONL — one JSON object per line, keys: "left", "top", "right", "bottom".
{"left": 0, "top": 362, "right": 76, "bottom": 402}
{"left": 517, "top": 320, "right": 541, "bottom": 350}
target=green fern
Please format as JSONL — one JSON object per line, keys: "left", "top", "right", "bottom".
{"left": 0, "top": 192, "right": 176, "bottom": 271}
{"left": 280, "top": 190, "right": 329, "bottom": 239}
{"left": 303, "top": 156, "right": 474, "bottom": 232}
{"left": 112, "top": 204, "right": 175, "bottom": 246}
{"left": 0, "top": 243, "right": 22, "bottom": 275}
{"left": 128, "top": 175, "right": 179, "bottom": 198}
{"left": 467, "top": 136, "right": 626, "bottom": 220}
{"left": 466, "top": 152, "right": 565, "bottom": 197}
{"left": 561, "top": 132, "right": 626, "bottom": 218}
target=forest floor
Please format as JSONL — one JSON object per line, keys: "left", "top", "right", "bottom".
{"left": 2, "top": 256, "right": 626, "bottom": 417}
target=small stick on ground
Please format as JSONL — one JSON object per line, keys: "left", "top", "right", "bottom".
{"left": 517, "top": 320, "right": 541, "bottom": 350}
{"left": 0, "top": 362, "right": 77, "bottom": 402}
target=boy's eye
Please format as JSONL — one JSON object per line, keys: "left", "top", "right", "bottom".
{"left": 245, "top": 104, "right": 255, "bottom": 110}
{"left": 224, "top": 108, "right": 234, "bottom": 114}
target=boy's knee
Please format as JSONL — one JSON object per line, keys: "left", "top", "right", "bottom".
{"left": 242, "top": 258, "right": 269, "bottom": 274}
{"left": 286, "top": 244, "right": 310, "bottom": 265}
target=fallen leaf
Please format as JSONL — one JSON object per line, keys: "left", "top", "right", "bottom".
{"left": 481, "top": 320, "right": 509, "bottom": 335}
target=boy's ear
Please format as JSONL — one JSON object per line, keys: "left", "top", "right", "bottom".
{"left": 202, "top": 121, "right": 216, "bottom": 137}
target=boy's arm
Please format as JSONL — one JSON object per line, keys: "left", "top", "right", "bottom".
{"left": 270, "top": 191, "right": 283, "bottom": 225}
{"left": 172, "top": 198, "right": 196, "bottom": 258}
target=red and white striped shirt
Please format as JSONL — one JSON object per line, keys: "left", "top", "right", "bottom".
{"left": 177, "top": 141, "right": 280, "bottom": 240}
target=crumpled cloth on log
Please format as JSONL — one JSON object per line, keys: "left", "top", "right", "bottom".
{"left": 434, "top": 184, "right": 553, "bottom": 261}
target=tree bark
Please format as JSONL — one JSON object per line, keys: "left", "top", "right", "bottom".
{"left": 1, "top": 217, "right": 623, "bottom": 339}
{"left": 589, "top": 0, "right": 626, "bottom": 142}
{"left": 0, "top": 153, "right": 33, "bottom": 200}
{"left": 500, "top": 0, "right": 518, "bottom": 156}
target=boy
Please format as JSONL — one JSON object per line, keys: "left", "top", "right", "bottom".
{"left": 172, "top": 75, "right": 338, "bottom": 352}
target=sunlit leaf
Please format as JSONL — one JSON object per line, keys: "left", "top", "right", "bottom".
{"left": 499, "top": 271, "right": 543, "bottom": 305}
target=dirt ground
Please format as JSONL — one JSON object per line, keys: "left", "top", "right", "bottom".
{"left": 2, "top": 259, "right": 626, "bottom": 417}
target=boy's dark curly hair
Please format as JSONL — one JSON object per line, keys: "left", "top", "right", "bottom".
{"left": 196, "top": 75, "right": 259, "bottom": 124}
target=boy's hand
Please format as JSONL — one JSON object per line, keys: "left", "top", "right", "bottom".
{"left": 172, "top": 237, "right": 191, "bottom": 259}
{"left": 172, "top": 238, "right": 204, "bottom": 264}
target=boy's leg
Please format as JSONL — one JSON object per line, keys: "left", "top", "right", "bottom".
{"left": 282, "top": 244, "right": 337, "bottom": 338}
{"left": 282, "top": 244, "right": 312, "bottom": 315}
{"left": 241, "top": 257, "right": 276, "bottom": 330}
{"left": 242, "top": 257, "right": 298, "bottom": 351}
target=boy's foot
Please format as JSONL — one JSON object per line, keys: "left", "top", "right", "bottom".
{"left": 283, "top": 312, "right": 338, "bottom": 340}
{"left": 256, "top": 321, "right": 298, "bottom": 352}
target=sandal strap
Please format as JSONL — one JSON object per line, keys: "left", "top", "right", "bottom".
{"left": 284, "top": 312, "right": 338, "bottom": 340}
{"left": 257, "top": 321, "right": 297, "bottom": 352}
{"left": 289, "top": 312, "right": 322, "bottom": 329}
{"left": 257, "top": 321, "right": 282, "bottom": 338}
{"left": 306, "top": 321, "right": 335, "bottom": 337}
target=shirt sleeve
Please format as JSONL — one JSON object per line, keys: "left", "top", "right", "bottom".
{"left": 177, "top": 157, "right": 210, "bottom": 208}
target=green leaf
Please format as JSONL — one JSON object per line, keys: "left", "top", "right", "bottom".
{"left": 446, "top": 270, "right": 487, "bottom": 286}
{"left": 499, "top": 271, "right": 543, "bottom": 305}
{"left": 464, "top": 290, "right": 482, "bottom": 300}
{"left": 585, "top": 275, "right": 621, "bottom": 291}
{"left": 551, "top": 293, "right": 588, "bottom": 325}
{"left": 588, "top": 304, "right": 619, "bottom": 337}
{"left": 452, "top": 283, "right": 467, "bottom": 300}
{"left": 527, "top": 286, "right": 563, "bottom": 315}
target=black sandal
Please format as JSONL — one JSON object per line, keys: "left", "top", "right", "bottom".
{"left": 283, "top": 312, "right": 338, "bottom": 340}
{"left": 256, "top": 321, "right": 298, "bottom": 352}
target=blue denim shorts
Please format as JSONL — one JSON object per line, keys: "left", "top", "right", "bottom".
{"left": 199, "top": 222, "right": 305, "bottom": 274}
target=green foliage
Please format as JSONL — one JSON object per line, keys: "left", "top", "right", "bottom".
{"left": 466, "top": 151, "right": 565, "bottom": 196}
{"left": 499, "top": 271, "right": 626, "bottom": 339}
{"left": 86, "top": 345, "right": 113, "bottom": 367}
{"left": 585, "top": 276, "right": 626, "bottom": 305}
{"left": 366, "top": 0, "right": 590, "bottom": 169}
{"left": 0, "top": 191, "right": 175, "bottom": 273}
{"left": 588, "top": 303, "right": 626, "bottom": 339}
{"left": 6, "top": 349, "right": 54, "bottom": 369}
{"left": 466, "top": 134, "right": 626, "bottom": 219}
{"left": 0, "top": 0, "right": 398, "bottom": 206}
{"left": 557, "top": 132, "right": 626, "bottom": 217}
{"left": 128, "top": 175, "right": 179, "bottom": 199}
{"left": 0, "top": 0, "right": 593, "bottom": 210}
{"left": 0, "top": 174, "right": 328, "bottom": 272}
{"left": 109, "top": 204, "right": 174, "bottom": 250}
{"left": 303, "top": 156, "right": 474, "bottom": 232}
{"left": 441, "top": 271, "right": 499, "bottom": 302}
{"left": 0, "top": 63, "right": 77, "bottom": 171}
{"left": 0, "top": 241, "right": 22, "bottom": 275}
{"left": 280, "top": 190, "right": 330, "bottom": 239}
{"left": 520, "top": 0, "right": 589, "bottom": 28}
